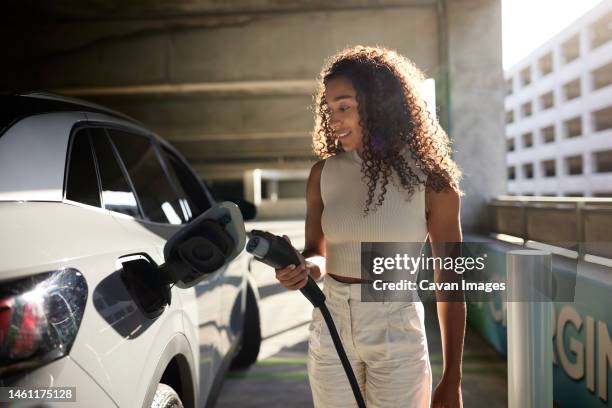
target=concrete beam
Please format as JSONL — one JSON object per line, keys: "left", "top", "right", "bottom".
{"left": 174, "top": 136, "right": 314, "bottom": 161}
{"left": 88, "top": 94, "right": 315, "bottom": 137}
{"left": 11, "top": 1, "right": 438, "bottom": 21}
{"left": 53, "top": 79, "right": 317, "bottom": 98}
{"left": 192, "top": 159, "right": 316, "bottom": 180}
{"left": 164, "top": 131, "right": 310, "bottom": 143}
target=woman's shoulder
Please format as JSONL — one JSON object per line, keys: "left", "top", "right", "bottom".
{"left": 313, "top": 151, "right": 352, "bottom": 173}
{"left": 309, "top": 152, "right": 352, "bottom": 192}
{"left": 310, "top": 159, "right": 326, "bottom": 177}
{"left": 324, "top": 150, "right": 351, "bottom": 161}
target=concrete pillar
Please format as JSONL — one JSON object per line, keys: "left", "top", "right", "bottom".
{"left": 555, "top": 155, "right": 563, "bottom": 184}
{"left": 580, "top": 25, "right": 591, "bottom": 58}
{"left": 267, "top": 180, "right": 279, "bottom": 202}
{"left": 243, "top": 169, "right": 262, "bottom": 206}
{"left": 445, "top": 0, "right": 505, "bottom": 232}
{"left": 583, "top": 151, "right": 593, "bottom": 197}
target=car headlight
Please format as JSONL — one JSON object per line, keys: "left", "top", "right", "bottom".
{"left": 0, "top": 268, "right": 87, "bottom": 376}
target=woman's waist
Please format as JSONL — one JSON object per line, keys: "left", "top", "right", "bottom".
{"left": 327, "top": 273, "right": 371, "bottom": 284}
{"left": 325, "top": 241, "right": 427, "bottom": 280}
{"left": 325, "top": 244, "right": 363, "bottom": 280}
{"left": 323, "top": 273, "right": 422, "bottom": 303}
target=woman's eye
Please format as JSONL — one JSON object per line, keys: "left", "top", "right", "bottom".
{"left": 339, "top": 106, "right": 350, "bottom": 112}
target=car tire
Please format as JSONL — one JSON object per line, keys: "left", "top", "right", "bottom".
{"left": 151, "top": 383, "right": 184, "bottom": 408}
{"left": 230, "top": 284, "right": 261, "bottom": 369}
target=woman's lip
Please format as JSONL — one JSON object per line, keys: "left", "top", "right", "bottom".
{"left": 337, "top": 131, "right": 351, "bottom": 138}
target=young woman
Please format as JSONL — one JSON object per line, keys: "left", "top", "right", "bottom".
{"left": 275, "top": 46, "right": 465, "bottom": 408}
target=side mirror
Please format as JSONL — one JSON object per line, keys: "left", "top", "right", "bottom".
{"left": 160, "top": 201, "right": 246, "bottom": 288}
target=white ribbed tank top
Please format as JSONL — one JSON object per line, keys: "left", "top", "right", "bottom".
{"left": 320, "top": 149, "right": 428, "bottom": 279}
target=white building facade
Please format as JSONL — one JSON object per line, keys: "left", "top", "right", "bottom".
{"left": 505, "top": 0, "right": 612, "bottom": 197}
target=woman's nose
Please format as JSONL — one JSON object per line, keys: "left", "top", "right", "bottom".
{"left": 330, "top": 116, "right": 341, "bottom": 130}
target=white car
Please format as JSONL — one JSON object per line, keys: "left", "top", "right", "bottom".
{"left": 0, "top": 92, "right": 261, "bottom": 408}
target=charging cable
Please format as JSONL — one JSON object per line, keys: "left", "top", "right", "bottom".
{"left": 246, "top": 230, "right": 366, "bottom": 408}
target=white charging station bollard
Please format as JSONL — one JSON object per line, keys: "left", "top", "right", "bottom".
{"left": 507, "top": 250, "right": 553, "bottom": 408}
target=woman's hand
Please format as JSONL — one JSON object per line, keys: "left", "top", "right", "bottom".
{"left": 274, "top": 235, "right": 309, "bottom": 291}
{"left": 432, "top": 376, "right": 462, "bottom": 408}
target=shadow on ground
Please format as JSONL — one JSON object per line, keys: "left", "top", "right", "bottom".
{"left": 217, "top": 283, "right": 508, "bottom": 407}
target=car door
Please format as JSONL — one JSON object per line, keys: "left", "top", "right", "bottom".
{"left": 102, "top": 126, "right": 226, "bottom": 401}
{"left": 156, "top": 144, "right": 242, "bottom": 383}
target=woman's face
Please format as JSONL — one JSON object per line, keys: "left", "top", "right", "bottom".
{"left": 324, "top": 76, "right": 365, "bottom": 154}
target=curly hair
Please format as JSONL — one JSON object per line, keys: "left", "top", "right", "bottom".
{"left": 312, "top": 46, "right": 462, "bottom": 214}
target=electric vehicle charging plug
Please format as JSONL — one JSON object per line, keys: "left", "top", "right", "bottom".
{"left": 246, "top": 230, "right": 325, "bottom": 308}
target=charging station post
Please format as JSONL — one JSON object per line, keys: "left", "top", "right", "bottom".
{"left": 507, "top": 250, "right": 553, "bottom": 408}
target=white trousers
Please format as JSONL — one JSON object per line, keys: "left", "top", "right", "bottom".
{"left": 307, "top": 275, "right": 432, "bottom": 408}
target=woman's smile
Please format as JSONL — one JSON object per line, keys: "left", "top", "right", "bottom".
{"left": 325, "top": 76, "right": 364, "bottom": 153}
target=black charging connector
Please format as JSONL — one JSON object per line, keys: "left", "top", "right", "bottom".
{"left": 246, "top": 230, "right": 326, "bottom": 308}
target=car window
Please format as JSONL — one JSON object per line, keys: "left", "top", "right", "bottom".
{"left": 108, "top": 129, "right": 184, "bottom": 224}
{"left": 65, "top": 129, "right": 101, "bottom": 207}
{"left": 161, "top": 147, "right": 212, "bottom": 220}
{"left": 89, "top": 128, "right": 141, "bottom": 218}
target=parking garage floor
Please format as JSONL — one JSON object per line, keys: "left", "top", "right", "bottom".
{"left": 217, "top": 221, "right": 508, "bottom": 407}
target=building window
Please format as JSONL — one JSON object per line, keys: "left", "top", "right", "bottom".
{"left": 563, "top": 78, "right": 581, "bottom": 101}
{"left": 522, "top": 132, "right": 533, "bottom": 148}
{"left": 507, "top": 138, "right": 515, "bottom": 152}
{"left": 520, "top": 66, "right": 532, "bottom": 87}
{"left": 565, "top": 155, "right": 583, "bottom": 175}
{"left": 523, "top": 163, "right": 534, "bottom": 179}
{"left": 541, "top": 159, "right": 556, "bottom": 177}
{"left": 563, "top": 116, "right": 582, "bottom": 138}
{"left": 541, "top": 125, "right": 555, "bottom": 143}
{"left": 538, "top": 52, "right": 553, "bottom": 77}
{"left": 521, "top": 101, "right": 533, "bottom": 118}
{"left": 593, "top": 106, "right": 612, "bottom": 132}
{"left": 505, "top": 78, "right": 513, "bottom": 96}
{"left": 592, "top": 61, "right": 612, "bottom": 91}
{"left": 594, "top": 149, "right": 612, "bottom": 173}
{"left": 508, "top": 166, "right": 516, "bottom": 180}
{"left": 589, "top": 10, "right": 612, "bottom": 50}
{"left": 561, "top": 34, "right": 580, "bottom": 63}
{"left": 565, "top": 192, "right": 583, "bottom": 197}
{"left": 539, "top": 91, "right": 554, "bottom": 110}
{"left": 506, "top": 109, "right": 514, "bottom": 124}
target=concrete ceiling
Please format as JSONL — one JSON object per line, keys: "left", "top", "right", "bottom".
{"left": 9, "top": 0, "right": 437, "bottom": 21}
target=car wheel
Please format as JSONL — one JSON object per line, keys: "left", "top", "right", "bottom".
{"left": 230, "top": 284, "right": 261, "bottom": 369}
{"left": 151, "top": 383, "right": 183, "bottom": 408}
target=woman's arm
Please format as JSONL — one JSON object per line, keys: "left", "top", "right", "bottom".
{"left": 426, "top": 186, "right": 465, "bottom": 408}
{"left": 302, "top": 160, "right": 326, "bottom": 280}
{"left": 275, "top": 160, "right": 326, "bottom": 289}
